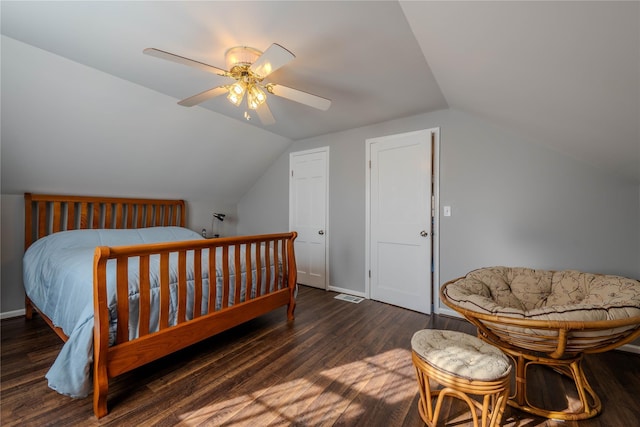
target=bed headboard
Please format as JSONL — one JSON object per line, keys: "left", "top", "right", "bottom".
{"left": 24, "top": 193, "right": 186, "bottom": 250}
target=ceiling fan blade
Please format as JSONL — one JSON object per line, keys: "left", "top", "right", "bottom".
{"left": 250, "top": 43, "right": 295, "bottom": 79}
{"left": 144, "top": 48, "right": 229, "bottom": 77}
{"left": 255, "top": 102, "right": 276, "bottom": 125}
{"left": 268, "top": 84, "right": 331, "bottom": 111}
{"left": 178, "top": 86, "right": 228, "bottom": 107}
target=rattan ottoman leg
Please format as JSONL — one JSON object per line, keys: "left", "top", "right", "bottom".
{"left": 490, "top": 384, "right": 510, "bottom": 427}
{"left": 414, "top": 365, "right": 432, "bottom": 424}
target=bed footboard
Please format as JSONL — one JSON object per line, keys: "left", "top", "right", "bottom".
{"left": 92, "top": 232, "right": 297, "bottom": 418}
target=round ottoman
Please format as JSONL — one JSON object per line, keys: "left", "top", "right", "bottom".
{"left": 411, "top": 329, "right": 511, "bottom": 427}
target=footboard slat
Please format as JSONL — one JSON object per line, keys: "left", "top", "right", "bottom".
{"left": 282, "top": 240, "right": 288, "bottom": 290}
{"left": 265, "top": 241, "right": 271, "bottom": 293}
{"left": 245, "top": 243, "right": 253, "bottom": 298}
{"left": 234, "top": 244, "right": 242, "bottom": 305}
{"left": 222, "top": 246, "right": 230, "bottom": 308}
{"left": 208, "top": 248, "right": 216, "bottom": 312}
{"left": 177, "top": 251, "right": 187, "bottom": 324}
{"left": 159, "top": 253, "right": 170, "bottom": 329}
{"left": 274, "top": 240, "right": 281, "bottom": 290}
{"left": 193, "top": 249, "right": 203, "bottom": 319}
{"left": 139, "top": 255, "right": 151, "bottom": 336}
{"left": 116, "top": 258, "right": 129, "bottom": 344}
{"left": 256, "top": 243, "right": 262, "bottom": 296}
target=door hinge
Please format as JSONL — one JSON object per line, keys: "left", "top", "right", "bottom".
{"left": 291, "top": 170, "right": 294, "bottom": 177}
{"left": 369, "top": 269, "right": 371, "bottom": 278}
{"left": 369, "top": 160, "right": 371, "bottom": 169}
{"left": 431, "top": 195, "right": 435, "bottom": 217}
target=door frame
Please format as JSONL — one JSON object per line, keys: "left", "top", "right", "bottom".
{"left": 289, "top": 146, "right": 330, "bottom": 290}
{"left": 364, "top": 128, "right": 441, "bottom": 313}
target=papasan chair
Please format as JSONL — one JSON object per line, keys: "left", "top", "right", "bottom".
{"left": 440, "top": 266, "right": 640, "bottom": 421}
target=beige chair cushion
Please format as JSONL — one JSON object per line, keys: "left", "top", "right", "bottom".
{"left": 443, "top": 267, "right": 640, "bottom": 323}
{"left": 411, "top": 329, "right": 511, "bottom": 381}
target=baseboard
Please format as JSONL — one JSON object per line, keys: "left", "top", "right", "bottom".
{"left": 434, "top": 306, "right": 463, "bottom": 318}
{"left": 327, "top": 285, "right": 366, "bottom": 298}
{"left": 1, "top": 308, "right": 26, "bottom": 320}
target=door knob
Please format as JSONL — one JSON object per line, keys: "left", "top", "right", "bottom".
{"left": 318, "top": 230, "right": 325, "bottom": 235}
{"left": 420, "top": 230, "right": 429, "bottom": 237}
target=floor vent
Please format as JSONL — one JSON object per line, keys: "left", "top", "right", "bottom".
{"left": 334, "top": 294, "right": 364, "bottom": 304}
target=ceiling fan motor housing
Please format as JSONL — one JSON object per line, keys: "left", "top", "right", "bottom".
{"left": 225, "top": 46, "right": 262, "bottom": 69}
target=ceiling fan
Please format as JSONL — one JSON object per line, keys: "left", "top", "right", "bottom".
{"left": 143, "top": 43, "right": 331, "bottom": 125}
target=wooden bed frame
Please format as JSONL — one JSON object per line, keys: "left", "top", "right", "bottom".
{"left": 23, "top": 193, "right": 298, "bottom": 418}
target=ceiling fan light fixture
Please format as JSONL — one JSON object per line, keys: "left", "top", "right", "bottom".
{"left": 229, "top": 81, "right": 245, "bottom": 96}
{"left": 247, "top": 85, "right": 267, "bottom": 110}
{"left": 227, "top": 90, "right": 244, "bottom": 107}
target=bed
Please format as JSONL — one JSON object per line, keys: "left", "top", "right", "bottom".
{"left": 22, "top": 193, "right": 298, "bottom": 418}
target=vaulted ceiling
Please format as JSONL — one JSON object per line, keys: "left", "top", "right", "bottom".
{"left": 2, "top": 1, "right": 638, "bottom": 195}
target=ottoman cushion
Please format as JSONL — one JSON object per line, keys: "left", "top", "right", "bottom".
{"left": 411, "top": 329, "right": 511, "bottom": 381}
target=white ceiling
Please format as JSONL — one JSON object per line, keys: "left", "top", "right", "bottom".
{"left": 1, "top": 1, "right": 638, "bottom": 183}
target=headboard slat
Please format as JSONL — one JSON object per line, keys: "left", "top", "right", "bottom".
{"left": 80, "top": 203, "right": 89, "bottom": 229}
{"left": 92, "top": 204, "right": 101, "bottom": 228}
{"left": 136, "top": 205, "right": 144, "bottom": 228}
{"left": 146, "top": 205, "right": 153, "bottom": 227}
{"left": 104, "top": 204, "right": 113, "bottom": 229}
{"left": 126, "top": 204, "right": 134, "bottom": 228}
{"left": 67, "top": 203, "right": 76, "bottom": 229}
{"left": 52, "top": 203, "right": 62, "bottom": 233}
{"left": 114, "top": 204, "right": 124, "bottom": 229}
{"left": 37, "top": 202, "right": 47, "bottom": 239}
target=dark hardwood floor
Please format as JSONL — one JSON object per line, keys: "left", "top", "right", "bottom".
{"left": 2, "top": 286, "right": 639, "bottom": 426}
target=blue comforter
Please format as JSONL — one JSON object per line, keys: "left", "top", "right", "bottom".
{"left": 23, "top": 226, "right": 251, "bottom": 398}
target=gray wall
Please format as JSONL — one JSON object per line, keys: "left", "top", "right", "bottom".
{"left": 0, "top": 196, "right": 26, "bottom": 316}
{"left": 237, "top": 108, "right": 640, "bottom": 297}
{"left": 5, "top": 106, "right": 637, "bottom": 315}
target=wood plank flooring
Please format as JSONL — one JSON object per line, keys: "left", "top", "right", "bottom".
{"left": 2, "top": 285, "right": 639, "bottom": 426}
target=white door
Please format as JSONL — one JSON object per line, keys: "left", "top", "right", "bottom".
{"left": 367, "top": 130, "right": 432, "bottom": 313}
{"left": 289, "top": 147, "right": 329, "bottom": 289}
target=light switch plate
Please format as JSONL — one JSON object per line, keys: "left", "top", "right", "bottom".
{"left": 443, "top": 206, "right": 451, "bottom": 217}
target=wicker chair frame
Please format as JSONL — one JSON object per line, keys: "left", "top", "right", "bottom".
{"left": 440, "top": 277, "right": 640, "bottom": 421}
